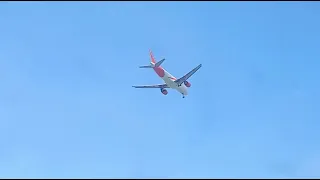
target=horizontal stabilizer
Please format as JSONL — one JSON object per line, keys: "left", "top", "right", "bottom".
{"left": 139, "top": 65, "right": 153, "bottom": 68}
{"left": 155, "top": 58, "right": 165, "bottom": 67}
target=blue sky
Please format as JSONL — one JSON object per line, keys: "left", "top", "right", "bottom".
{"left": 0, "top": 1, "right": 320, "bottom": 178}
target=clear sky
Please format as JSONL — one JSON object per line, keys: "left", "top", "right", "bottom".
{"left": 0, "top": 1, "right": 320, "bottom": 178}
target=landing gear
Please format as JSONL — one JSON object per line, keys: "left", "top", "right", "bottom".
{"left": 182, "top": 96, "right": 185, "bottom": 98}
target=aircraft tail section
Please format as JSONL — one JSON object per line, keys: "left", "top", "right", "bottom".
{"left": 139, "top": 50, "right": 165, "bottom": 68}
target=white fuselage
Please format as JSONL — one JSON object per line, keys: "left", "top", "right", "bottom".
{"left": 160, "top": 69, "right": 188, "bottom": 96}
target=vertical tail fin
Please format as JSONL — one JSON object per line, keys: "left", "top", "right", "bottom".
{"left": 139, "top": 50, "right": 155, "bottom": 68}
{"left": 149, "top": 50, "right": 156, "bottom": 64}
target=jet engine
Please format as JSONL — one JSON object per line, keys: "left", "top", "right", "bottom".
{"left": 184, "top": 81, "right": 191, "bottom": 87}
{"left": 161, "top": 88, "right": 168, "bottom": 95}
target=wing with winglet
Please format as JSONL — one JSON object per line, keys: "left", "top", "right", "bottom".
{"left": 175, "top": 64, "right": 202, "bottom": 86}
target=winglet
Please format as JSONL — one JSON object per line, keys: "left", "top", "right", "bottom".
{"left": 149, "top": 49, "right": 156, "bottom": 64}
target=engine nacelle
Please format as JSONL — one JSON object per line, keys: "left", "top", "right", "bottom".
{"left": 161, "top": 88, "right": 168, "bottom": 95}
{"left": 184, "top": 81, "right": 191, "bottom": 87}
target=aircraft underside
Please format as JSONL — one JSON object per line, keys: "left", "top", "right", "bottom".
{"left": 132, "top": 50, "right": 201, "bottom": 98}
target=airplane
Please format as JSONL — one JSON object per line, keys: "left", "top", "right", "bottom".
{"left": 132, "top": 50, "right": 202, "bottom": 98}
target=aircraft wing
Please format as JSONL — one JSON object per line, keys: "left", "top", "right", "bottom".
{"left": 132, "top": 83, "right": 169, "bottom": 88}
{"left": 175, "top": 64, "right": 202, "bottom": 86}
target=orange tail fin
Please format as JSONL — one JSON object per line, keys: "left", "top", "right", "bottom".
{"left": 149, "top": 50, "right": 156, "bottom": 63}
